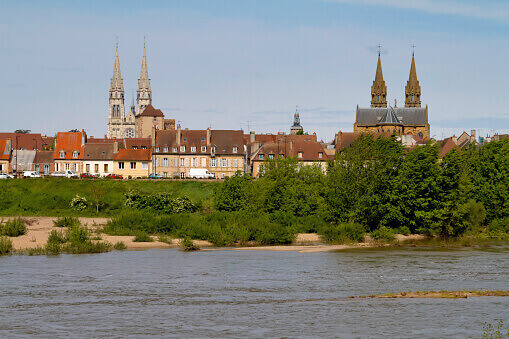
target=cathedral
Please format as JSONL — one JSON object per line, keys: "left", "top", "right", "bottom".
{"left": 354, "top": 51, "right": 430, "bottom": 139}
{"left": 107, "top": 44, "right": 153, "bottom": 139}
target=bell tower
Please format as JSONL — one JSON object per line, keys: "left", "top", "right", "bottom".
{"left": 405, "top": 48, "right": 421, "bottom": 107}
{"left": 136, "top": 40, "right": 152, "bottom": 115}
{"left": 371, "top": 48, "right": 387, "bottom": 108}
{"left": 107, "top": 44, "right": 125, "bottom": 138}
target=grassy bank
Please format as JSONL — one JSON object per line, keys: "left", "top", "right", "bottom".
{"left": 0, "top": 178, "right": 217, "bottom": 217}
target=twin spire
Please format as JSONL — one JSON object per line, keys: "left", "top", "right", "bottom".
{"left": 110, "top": 41, "right": 152, "bottom": 116}
{"left": 370, "top": 48, "right": 421, "bottom": 108}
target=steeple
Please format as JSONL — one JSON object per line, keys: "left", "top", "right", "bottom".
{"left": 290, "top": 106, "right": 303, "bottom": 135}
{"left": 405, "top": 50, "right": 421, "bottom": 107}
{"left": 107, "top": 43, "right": 125, "bottom": 139}
{"left": 136, "top": 40, "right": 152, "bottom": 115}
{"left": 371, "top": 50, "right": 387, "bottom": 107}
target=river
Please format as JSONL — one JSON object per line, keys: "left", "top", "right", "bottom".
{"left": 0, "top": 247, "right": 507, "bottom": 337}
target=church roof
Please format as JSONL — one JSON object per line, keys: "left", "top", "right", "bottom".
{"left": 356, "top": 107, "right": 427, "bottom": 126}
{"left": 138, "top": 104, "right": 164, "bottom": 117}
{"left": 378, "top": 106, "right": 402, "bottom": 125}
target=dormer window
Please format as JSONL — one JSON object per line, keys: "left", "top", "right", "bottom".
{"left": 259, "top": 154, "right": 264, "bottom": 160}
{"left": 191, "top": 146, "right": 196, "bottom": 152}
{"left": 180, "top": 146, "right": 186, "bottom": 152}
{"left": 298, "top": 151, "right": 303, "bottom": 159}
{"left": 202, "top": 137, "right": 206, "bottom": 141}
{"left": 133, "top": 146, "right": 138, "bottom": 149}
{"left": 163, "top": 147, "right": 169, "bottom": 152}
{"left": 102, "top": 151, "right": 106, "bottom": 154}
{"left": 201, "top": 146, "right": 207, "bottom": 152}
{"left": 183, "top": 138, "right": 187, "bottom": 142}
{"left": 233, "top": 146, "right": 238, "bottom": 153}
{"left": 318, "top": 152, "right": 323, "bottom": 159}
{"left": 172, "top": 147, "right": 177, "bottom": 153}
{"left": 59, "top": 150, "right": 65, "bottom": 158}
{"left": 72, "top": 150, "right": 79, "bottom": 159}
{"left": 155, "top": 147, "right": 160, "bottom": 152}
{"left": 268, "top": 154, "right": 274, "bottom": 159}
{"left": 211, "top": 146, "right": 216, "bottom": 153}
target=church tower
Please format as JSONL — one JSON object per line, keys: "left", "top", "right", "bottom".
{"left": 405, "top": 51, "right": 421, "bottom": 107}
{"left": 107, "top": 44, "right": 125, "bottom": 139}
{"left": 371, "top": 52, "right": 387, "bottom": 108}
{"left": 136, "top": 43, "right": 152, "bottom": 115}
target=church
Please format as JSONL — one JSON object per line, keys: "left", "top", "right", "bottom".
{"left": 107, "top": 44, "right": 153, "bottom": 139}
{"left": 354, "top": 51, "right": 430, "bottom": 139}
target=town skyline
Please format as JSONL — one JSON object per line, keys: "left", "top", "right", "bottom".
{"left": 1, "top": 0, "right": 508, "bottom": 141}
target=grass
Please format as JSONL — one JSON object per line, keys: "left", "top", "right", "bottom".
{"left": 53, "top": 216, "right": 81, "bottom": 228}
{"left": 132, "top": 232, "right": 154, "bottom": 242}
{"left": 179, "top": 237, "right": 200, "bottom": 251}
{"left": 43, "top": 222, "right": 112, "bottom": 255}
{"left": 157, "top": 235, "right": 172, "bottom": 244}
{"left": 113, "top": 241, "right": 127, "bottom": 250}
{"left": 1, "top": 217, "right": 27, "bottom": 237}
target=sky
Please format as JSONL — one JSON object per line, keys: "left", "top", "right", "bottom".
{"left": 1, "top": 0, "right": 508, "bottom": 141}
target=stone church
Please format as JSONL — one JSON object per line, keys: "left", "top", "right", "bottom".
{"left": 354, "top": 52, "right": 430, "bottom": 139}
{"left": 107, "top": 44, "right": 153, "bottom": 139}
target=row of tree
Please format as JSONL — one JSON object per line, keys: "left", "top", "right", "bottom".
{"left": 214, "top": 135, "right": 508, "bottom": 236}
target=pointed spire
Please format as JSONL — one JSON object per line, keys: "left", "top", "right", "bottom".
{"left": 291, "top": 106, "right": 303, "bottom": 134}
{"left": 136, "top": 40, "right": 152, "bottom": 115}
{"left": 110, "top": 45, "right": 124, "bottom": 92}
{"left": 371, "top": 51, "right": 387, "bottom": 107}
{"left": 405, "top": 49, "right": 421, "bottom": 107}
{"left": 138, "top": 43, "right": 151, "bottom": 92}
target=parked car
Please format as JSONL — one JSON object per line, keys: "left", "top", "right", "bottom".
{"left": 0, "top": 173, "right": 14, "bottom": 179}
{"left": 189, "top": 168, "right": 215, "bottom": 179}
{"left": 51, "top": 170, "right": 78, "bottom": 178}
{"left": 23, "top": 171, "right": 42, "bottom": 178}
{"left": 80, "top": 173, "right": 95, "bottom": 179}
{"left": 106, "top": 173, "right": 122, "bottom": 179}
{"left": 148, "top": 173, "right": 164, "bottom": 179}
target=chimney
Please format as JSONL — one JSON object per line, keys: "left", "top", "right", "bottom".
{"left": 470, "top": 129, "right": 476, "bottom": 143}
{"left": 250, "top": 131, "right": 255, "bottom": 143}
{"left": 177, "top": 124, "right": 181, "bottom": 146}
{"left": 452, "top": 135, "right": 458, "bottom": 145}
{"left": 113, "top": 141, "right": 118, "bottom": 154}
{"left": 206, "top": 127, "right": 211, "bottom": 146}
{"left": 81, "top": 130, "right": 86, "bottom": 146}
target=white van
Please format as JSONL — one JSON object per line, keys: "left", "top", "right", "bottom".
{"left": 51, "top": 170, "right": 78, "bottom": 178}
{"left": 23, "top": 171, "right": 42, "bottom": 178}
{"left": 189, "top": 168, "right": 215, "bottom": 179}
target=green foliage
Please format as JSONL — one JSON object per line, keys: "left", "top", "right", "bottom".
{"left": 1, "top": 217, "right": 27, "bottom": 237}
{"left": 214, "top": 173, "right": 252, "bottom": 211}
{"left": 125, "top": 191, "right": 197, "bottom": 214}
{"left": 0, "top": 236, "right": 13, "bottom": 255}
{"left": 180, "top": 237, "right": 200, "bottom": 251}
{"left": 133, "top": 232, "right": 154, "bottom": 242}
{"left": 45, "top": 222, "right": 112, "bottom": 254}
{"left": 157, "top": 235, "right": 172, "bottom": 244}
{"left": 394, "top": 226, "right": 411, "bottom": 235}
{"left": 70, "top": 194, "right": 88, "bottom": 211}
{"left": 53, "top": 216, "right": 80, "bottom": 228}
{"left": 113, "top": 241, "right": 127, "bottom": 250}
{"left": 370, "top": 226, "right": 395, "bottom": 242}
{"left": 319, "top": 221, "right": 366, "bottom": 243}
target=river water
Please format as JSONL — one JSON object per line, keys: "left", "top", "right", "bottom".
{"left": 0, "top": 248, "right": 507, "bottom": 338}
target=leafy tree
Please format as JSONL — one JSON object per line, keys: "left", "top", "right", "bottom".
{"left": 14, "top": 129, "right": 30, "bottom": 134}
{"left": 214, "top": 173, "right": 252, "bottom": 212}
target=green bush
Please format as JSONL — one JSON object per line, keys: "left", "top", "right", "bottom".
{"left": 53, "top": 216, "right": 80, "bottom": 228}
{"left": 1, "top": 217, "right": 27, "bottom": 237}
{"left": 488, "top": 217, "right": 509, "bottom": 234}
{"left": 0, "top": 236, "right": 13, "bottom": 255}
{"left": 394, "top": 226, "right": 411, "bottom": 235}
{"left": 157, "top": 235, "right": 172, "bottom": 244}
{"left": 67, "top": 224, "right": 89, "bottom": 244}
{"left": 319, "top": 221, "right": 366, "bottom": 243}
{"left": 371, "top": 226, "right": 395, "bottom": 242}
{"left": 133, "top": 232, "right": 153, "bottom": 242}
{"left": 180, "top": 237, "right": 200, "bottom": 251}
{"left": 47, "top": 229, "right": 67, "bottom": 244}
{"left": 113, "top": 241, "right": 127, "bottom": 250}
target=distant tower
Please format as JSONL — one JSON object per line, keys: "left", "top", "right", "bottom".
{"left": 405, "top": 48, "right": 421, "bottom": 107}
{"left": 136, "top": 41, "right": 152, "bottom": 115}
{"left": 290, "top": 107, "right": 303, "bottom": 135}
{"left": 107, "top": 44, "right": 125, "bottom": 138}
{"left": 371, "top": 48, "right": 387, "bottom": 108}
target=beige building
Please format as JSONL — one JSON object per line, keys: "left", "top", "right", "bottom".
{"left": 113, "top": 149, "right": 152, "bottom": 178}
{"left": 83, "top": 143, "right": 117, "bottom": 176}
{"left": 153, "top": 126, "right": 245, "bottom": 178}
{"left": 134, "top": 104, "right": 175, "bottom": 138}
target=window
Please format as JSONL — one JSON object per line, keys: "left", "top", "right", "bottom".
{"left": 180, "top": 172, "right": 185, "bottom": 179}
{"left": 279, "top": 154, "right": 284, "bottom": 159}
{"left": 172, "top": 147, "right": 178, "bottom": 153}
{"left": 44, "top": 165, "right": 49, "bottom": 175}
{"left": 257, "top": 165, "right": 264, "bottom": 175}
{"left": 180, "top": 158, "right": 185, "bottom": 166}
{"left": 221, "top": 158, "right": 228, "bottom": 167}
{"left": 180, "top": 146, "right": 186, "bottom": 152}
{"left": 59, "top": 150, "right": 65, "bottom": 158}
{"left": 142, "top": 162, "right": 148, "bottom": 170}
{"left": 191, "top": 158, "right": 197, "bottom": 167}
{"left": 155, "top": 147, "right": 160, "bottom": 152}
{"left": 34, "top": 164, "right": 39, "bottom": 173}
{"left": 72, "top": 151, "right": 79, "bottom": 159}
{"left": 183, "top": 138, "right": 187, "bottom": 142}
{"left": 0, "top": 164, "right": 3, "bottom": 171}
{"left": 211, "top": 146, "right": 216, "bottom": 153}
{"left": 156, "top": 158, "right": 160, "bottom": 166}
{"left": 201, "top": 146, "right": 207, "bottom": 152}
{"left": 318, "top": 152, "right": 323, "bottom": 159}
{"left": 222, "top": 173, "right": 226, "bottom": 179}
{"left": 141, "top": 146, "right": 147, "bottom": 149}
{"left": 163, "top": 158, "right": 169, "bottom": 167}
{"left": 94, "top": 164, "right": 99, "bottom": 173}
{"left": 173, "top": 158, "right": 178, "bottom": 167}
{"left": 201, "top": 158, "right": 206, "bottom": 167}
{"left": 268, "top": 154, "right": 274, "bottom": 159}
{"left": 232, "top": 159, "right": 238, "bottom": 167}
{"left": 233, "top": 146, "right": 238, "bottom": 153}
{"left": 191, "top": 146, "right": 196, "bottom": 153}
{"left": 259, "top": 154, "right": 264, "bottom": 160}
{"left": 104, "top": 164, "right": 108, "bottom": 172}
{"left": 86, "top": 164, "right": 90, "bottom": 172}
{"left": 55, "top": 163, "right": 60, "bottom": 171}
{"left": 130, "top": 162, "right": 136, "bottom": 170}
{"left": 65, "top": 163, "right": 70, "bottom": 171}
{"left": 298, "top": 151, "right": 303, "bottom": 159}
{"left": 210, "top": 158, "right": 217, "bottom": 167}
{"left": 202, "top": 137, "right": 206, "bottom": 141}
{"left": 118, "top": 162, "right": 124, "bottom": 169}
{"left": 133, "top": 146, "right": 138, "bottom": 150}
{"left": 163, "top": 147, "right": 169, "bottom": 152}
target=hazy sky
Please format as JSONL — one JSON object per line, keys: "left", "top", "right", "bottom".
{"left": 1, "top": 0, "right": 508, "bottom": 141}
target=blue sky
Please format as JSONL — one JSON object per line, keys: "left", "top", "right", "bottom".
{"left": 1, "top": 0, "right": 508, "bottom": 141}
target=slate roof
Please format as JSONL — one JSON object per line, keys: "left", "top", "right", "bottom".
{"left": 34, "top": 151, "right": 54, "bottom": 164}
{"left": 84, "top": 143, "right": 115, "bottom": 160}
{"left": 378, "top": 107, "right": 402, "bottom": 125}
{"left": 211, "top": 130, "right": 245, "bottom": 155}
{"left": 356, "top": 107, "right": 427, "bottom": 126}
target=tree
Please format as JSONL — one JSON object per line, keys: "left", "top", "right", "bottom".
{"left": 14, "top": 129, "right": 30, "bottom": 134}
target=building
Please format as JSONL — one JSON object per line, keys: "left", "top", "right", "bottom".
{"left": 290, "top": 108, "right": 303, "bottom": 135}
{"left": 113, "top": 149, "right": 152, "bottom": 178}
{"left": 32, "top": 151, "right": 55, "bottom": 175}
{"left": 354, "top": 51, "right": 430, "bottom": 139}
{"left": 134, "top": 104, "right": 175, "bottom": 138}
{"left": 54, "top": 131, "right": 86, "bottom": 174}
{"left": 0, "top": 139, "right": 11, "bottom": 173}
{"left": 153, "top": 127, "right": 245, "bottom": 178}
{"left": 107, "top": 43, "right": 153, "bottom": 139}
{"left": 83, "top": 142, "right": 117, "bottom": 176}
{"left": 250, "top": 134, "right": 331, "bottom": 177}
{"left": 0, "top": 133, "right": 51, "bottom": 150}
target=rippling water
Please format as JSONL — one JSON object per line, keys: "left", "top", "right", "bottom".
{"left": 0, "top": 248, "right": 508, "bottom": 337}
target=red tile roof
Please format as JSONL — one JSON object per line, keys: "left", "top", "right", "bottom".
{"left": 253, "top": 135, "right": 331, "bottom": 162}
{"left": 113, "top": 149, "right": 151, "bottom": 161}
{"left": 139, "top": 104, "right": 164, "bottom": 117}
{"left": 0, "top": 133, "right": 49, "bottom": 150}
{"left": 439, "top": 137, "right": 457, "bottom": 158}
{"left": 33, "top": 150, "right": 54, "bottom": 164}
{"left": 54, "top": 132, "right": 85, "bottom": 160}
